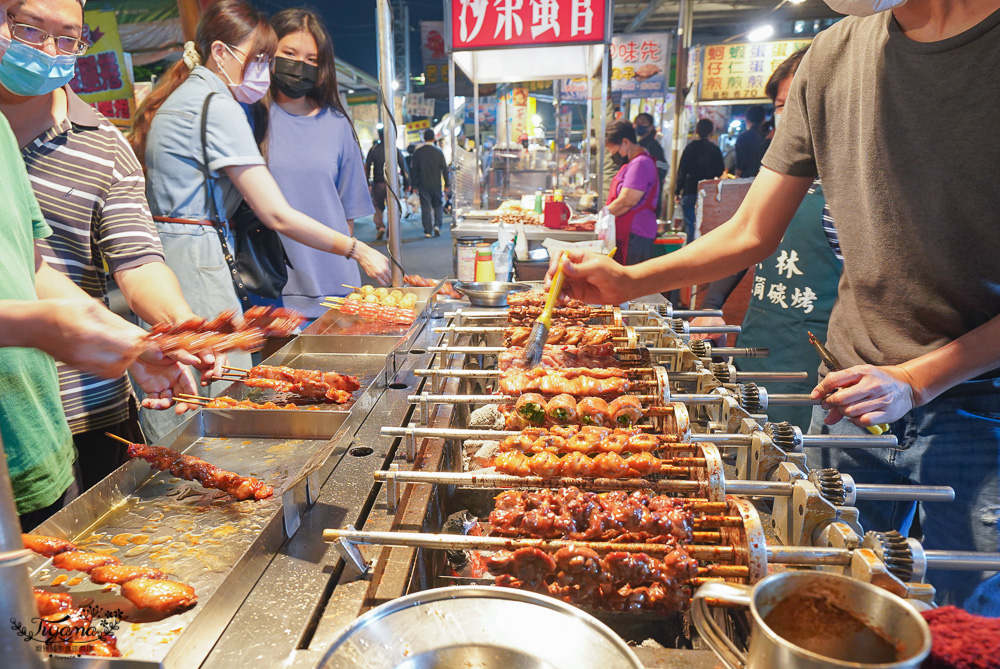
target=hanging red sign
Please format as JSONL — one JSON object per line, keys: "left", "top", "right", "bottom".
{"left": 449, "top": 0, "right": 608, "bottom": 50}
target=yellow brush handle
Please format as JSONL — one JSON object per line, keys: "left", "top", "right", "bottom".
{"left": 537, "top": 247, "right": 616, "bottom": 329}
{"left": 537, "top": 251, "right": 566, "bottom": 330}
{"left": 867, "top": 423, "right": 889, "bottom": 435}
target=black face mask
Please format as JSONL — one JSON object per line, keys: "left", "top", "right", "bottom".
{"left": 634, "top": 124, "right": 651, "bottom": 137}
{"left": 272, "top": 56, "right": 319, "bottom": 99}
{"left": 611, "top": 146, "right": 629, "bottom": 166}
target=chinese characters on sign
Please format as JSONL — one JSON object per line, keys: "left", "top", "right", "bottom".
{"left": 699, "top": 40, "right": 812, "bottom": 101}
{"left": 451, "top": 0, "right": 606, "bottom": 50}
{"left": 752, "top": 250, "right": 818, "bottom": 314}
{"left": 610, "top": 32, "right": 670, "bottom": 98}
{"left": 69, "top": 10, "right": 135, "bottom": 126}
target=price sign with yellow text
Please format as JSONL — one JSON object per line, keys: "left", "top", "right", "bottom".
{"left": 700, "top": 40, "right": 812, "bottom": 102}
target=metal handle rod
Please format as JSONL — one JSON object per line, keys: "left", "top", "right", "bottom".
{"left": 383, "top": 424, "right": 898, "bottom": 448}
{"left": 371, "top": 467, "right": 946, "bottom": 501}
{"left": 646, "top": 347, "right": 769, "bottom": 358}
{"left": 697, "top": 433, "right": 898, "bottom": 449}
{"left": 442, "top": 309, "right": 711, "bottom": 319}
{"left": 633, "top": 325, "right": 741, "bottom": 334}
{"left": 413, "top": 368, "right": 791, "bottom": 385}
{"left": 433, "top": 326, "right": 507, "bottom": 334}
{"left": 765, "top": 394, "right": 821, "bottom": 406}
{"left": 853, "top": 483, "right": 955, "bottom": 502}
{"left": 323, "top": 528, "right": 733, "bottom": 561}
{"left": 375, "top": 470, "right": 704, "bottom": 493}
{"left": 669, "top": 309, "right": 724, "bottom": 318}
{"left": 765, "top": 545, "right": 850, "bottom": 566}
{"left": 322, "top": 529, "right": 997, "bottom": 571}
{"left": 925, "top": 550, "right": 1000, "bottom": 571}
{"left": 732, "top": 371, "right": 809, "bottom": 381}
{"left": 425, "top": 346, "right": 774, "bottom": 359}
{"left": 713, "top": 347, "right": 769, "bottom": 358}
{"left": 444, "top": 310, "right": 612, "bottom": 319}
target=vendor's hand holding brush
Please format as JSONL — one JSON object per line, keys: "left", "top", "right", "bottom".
{"left": 523, "top": 249, "right": 615, "bottom": 370}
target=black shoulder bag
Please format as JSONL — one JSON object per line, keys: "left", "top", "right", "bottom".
{"left": 200, "top": 93, "right": 292, "bottom": 302}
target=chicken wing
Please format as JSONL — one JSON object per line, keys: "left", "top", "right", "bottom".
{"left": 120, "top": 578, "right": 197, "bottom": 616}
{"left": 51, "top": 551, "right": 121, "bottom": 573}
{"left": 89, "top": 564, "right": 167, "bottom": 585}
{"left": 33, "top": 588, "right": 73, "bottom": 616}
{"left": 21, "top": 533, "right": 76, "bottom": 557}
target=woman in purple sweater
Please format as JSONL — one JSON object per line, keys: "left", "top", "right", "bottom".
{"left": 249, "top": 8, "right": 375, "bottom": 318}
{"left": 604, "top": 119, "right": 660, "bottom": 265}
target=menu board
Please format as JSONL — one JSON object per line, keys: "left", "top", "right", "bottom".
{"left": 611, "top": 32, "right": 670, "bottom": 98}
{"left": 699, "top": 40, "right": 812, "bottom": 102}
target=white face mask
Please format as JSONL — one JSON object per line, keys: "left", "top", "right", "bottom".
{"left": 823, "top": 0, "right": 907, "bottom": 16}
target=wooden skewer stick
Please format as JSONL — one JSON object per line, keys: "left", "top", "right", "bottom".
{"left": 176, "top": 394, "right": 210, "bottom": 405}
{"left": 222, "top": 365, "right": 249, "bottom": 373}
{"left": 104, "top": 432, "right": 133, "bottom": 446}
{"left": 342, "top": 284, "right": 362, "bottom": 291}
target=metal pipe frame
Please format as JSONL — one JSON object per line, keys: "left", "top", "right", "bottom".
{"left": 384, "top": 420, "right": 898, "bottom": 449}
{"left": 323, "top": 528, "right": 1000, "bottom": 572}
{"left": 377, "top": 0, "right": 404, "bottom": 286}
{"left": 369, "top": 467, "right": 951, "bottom": 502}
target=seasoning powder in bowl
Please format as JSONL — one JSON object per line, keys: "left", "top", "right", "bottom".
{"left": 763, "top": 586, "right": 903, "bottom": 664}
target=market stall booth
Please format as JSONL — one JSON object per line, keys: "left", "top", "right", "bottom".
{"left": 444, "top": 0, "right": 614, "bottom": 267}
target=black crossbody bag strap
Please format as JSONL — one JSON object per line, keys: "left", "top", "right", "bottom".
{"left": 200, "top": 93, "right": 250, "bottom": 309}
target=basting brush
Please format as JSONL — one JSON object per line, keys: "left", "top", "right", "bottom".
{"left": 807, "top": 330, "right": 889, "bottom": 435}
{"left": 521, "top": 248, "right": 615, "bottom": 370}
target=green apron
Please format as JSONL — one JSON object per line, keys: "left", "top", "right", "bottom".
{"left": 736, "top": 185, "right": 842, "bottom": 427}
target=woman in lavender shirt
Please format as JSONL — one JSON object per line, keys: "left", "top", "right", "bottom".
{"left": 249, "top": 8, "right": 375, "bottom": 318}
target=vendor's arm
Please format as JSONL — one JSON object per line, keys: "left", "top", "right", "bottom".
{"left": 548, "top": 167, "right": 813, "bottom": 305}
{"left": 606, "top": 187, "right": 644, "bottom": 217}
{"left": 227, "top": 164, "right": 391, "bottom": 285}
{"left": 815, "top": 315, "right": 1000, "bottom": 427}
{"left": 34, "top": 252, "right": 197, "bottom": 407}
{"left": 689, "top": 269, "right": 749, "bottom": 342}
{"left": 116, "top": 262, "right": 194, "bottom": 326}
{"left": 116, "top": 262, "right": 225, "bottom": 384}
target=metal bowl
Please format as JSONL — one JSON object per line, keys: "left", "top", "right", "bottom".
{"left": 320, "top": 586, "right": 643, "bottom": 669}
{"left": 453, "top": 281, "right": 531, "bottom": 307}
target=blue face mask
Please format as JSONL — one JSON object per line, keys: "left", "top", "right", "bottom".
{"left": 0, "top": 40, "right": 77, "bottom": 97}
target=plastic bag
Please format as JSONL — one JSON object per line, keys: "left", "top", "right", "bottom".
{"left": 595, "top": 206, "right": 616, "bottom": 252}
{"left": 491, "top": 237, "right": 514, "bottom": 282}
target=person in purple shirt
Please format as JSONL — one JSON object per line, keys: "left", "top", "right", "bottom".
{"left": 604, "top": 119, "right": 659, "bottom": 265}
{"left": 248, "top": 8, "right": 375, "bottom": 318}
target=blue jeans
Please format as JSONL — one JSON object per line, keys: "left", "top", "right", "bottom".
{"left": 680, "top": 193, "right": 698, "bottom": 242}
{"left": 806, "top": 378, "right": 1000, "bottom": 614}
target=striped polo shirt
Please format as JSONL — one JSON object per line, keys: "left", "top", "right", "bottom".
{"left": 27, "top": 88, "right": 164, "bottom": 434}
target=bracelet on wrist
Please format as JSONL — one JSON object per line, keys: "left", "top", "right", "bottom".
{"left": 347, "top": 237, "right": 358, "bottom": 260}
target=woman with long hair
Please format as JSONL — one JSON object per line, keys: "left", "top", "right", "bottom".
{"left": 129, "top": 0, "right": 389, "bottom": 440}
{"left": 247, "top": 8, "right": 375, "bottom": 317}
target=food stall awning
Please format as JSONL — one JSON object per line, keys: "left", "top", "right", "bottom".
{"left": 453, "top": 44, "right": 604, "bottom": 85}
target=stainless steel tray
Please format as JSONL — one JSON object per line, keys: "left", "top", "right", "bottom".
{"left": 220, "top": 346, "right": 389, "bottom": 415}
{"left": 305, "top": 286, "right": 438, "bottom": 340}
{"left": 32, "top": 409, "right": 354, "bottom": 668}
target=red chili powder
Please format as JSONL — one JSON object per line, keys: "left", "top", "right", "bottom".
{"left": 921, "top": 606, "right": 1000, "bottom": 669}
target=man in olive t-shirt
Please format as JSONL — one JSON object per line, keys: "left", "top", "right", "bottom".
{"left": 548, "top": 1, "right": 1000, "bottom": 613}
{"left": 0, "top": 112, "right": 76, "bottom": 522}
